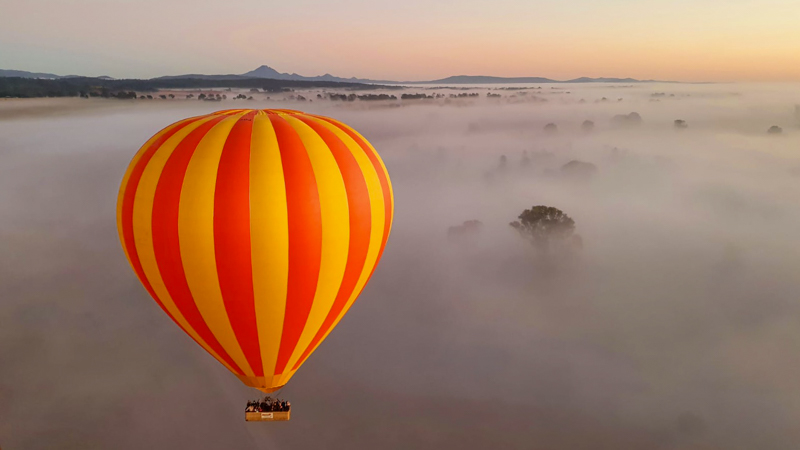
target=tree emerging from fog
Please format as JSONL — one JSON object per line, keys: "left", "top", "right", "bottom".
{"left": 768, "top": 125, "right": 783, "bottom": 134}
{"left": 510, "top": 206, "right": 575, "bottom": 251}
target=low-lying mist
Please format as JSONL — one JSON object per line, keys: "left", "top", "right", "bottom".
{"left": 2, "top": 82, "right": 800, "bottom": 449}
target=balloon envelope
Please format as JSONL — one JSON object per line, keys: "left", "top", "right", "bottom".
{"left": 117, "top": 109, "right": 393, "bottom": 392}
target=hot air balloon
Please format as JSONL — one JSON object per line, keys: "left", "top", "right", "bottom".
{"left": 116, "top": 109, "right": 393, "bottom": 421}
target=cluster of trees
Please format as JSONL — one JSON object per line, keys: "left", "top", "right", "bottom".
{"left": 328, "top": 93, "right": 358, "bottom": 101}
{"left": 447, "top": 220, "right": 483, "bottom": 242}
{"left": 110, "top": 91, "right": 137, "bottom": 99}
{"left": 262, "top": 87, "right": 292, "bottom": 93}
{"left": 449, "top": 93, "right": 479, "bottom": 98}
{"left": 593, "top": 97, "right": 622, "bottom": 103}
{"left": 561, "top": 160, "right": 598, "bottom": 178}
{"left": 77, "top": 91, "right": 179, "bottom": 100}
{"left": 612, "top": 112, "right": 642, "bottom": 126}
{"left": 357, "top": 94, "right": 397, "bottom": 101}
{"left": 450, "top": 205, "right": 581, "bottom": 261}
{"left": 198, "top": 93, "right": 231, "bottom": 101}
{"left": 401, "top": 93, "right": 434, "bottom": 100}
{"left": 510, "top": 206, "right": 577, "bottom": 253}
{"left": 79, "top": 90, "right": 135, "bottom": 99}
{"left": 324, "top": 92, "right": 401, "bottom": 101}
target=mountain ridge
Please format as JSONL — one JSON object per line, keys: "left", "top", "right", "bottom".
{"left": 1, "top": 65, "right": 676, "bottom": 84}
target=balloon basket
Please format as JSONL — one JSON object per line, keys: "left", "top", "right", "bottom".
{"left": 245, "top": 411, "right": 291, "bottom": 422}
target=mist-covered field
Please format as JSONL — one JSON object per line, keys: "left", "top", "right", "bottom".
{"left": 2, "top": 82, "right": 800, "bottom": 449}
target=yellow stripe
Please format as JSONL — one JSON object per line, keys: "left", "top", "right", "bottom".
{"left": 282, "top": 114, "right": 350, "bottom": 373}
{"left": 274, "top": 368, "right": 298, "bottom": 387}
{"left": 327, "top": 118, "right": 394, "bottom": 234}
{"left": 249, "top": 113, "right": 289, "bottom": 382}
{"left": 178, "top": 114, "right": 255, "bottom": 377}
{"left": 131, "top": 115, "right": 238, "bottom": 375}
{"left": 117, "top": 118, "right": 195, "bottom": 265}
{"left": 288, "top": 117, "right": 387, "bottom": 366}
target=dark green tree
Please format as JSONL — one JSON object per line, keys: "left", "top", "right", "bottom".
{"left": 510, "top": 206, "right": 575, "bottom": 251}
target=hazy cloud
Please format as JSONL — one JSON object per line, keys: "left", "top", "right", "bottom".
{"left": 2, "top": 83, "right": 800, "bottom": 449}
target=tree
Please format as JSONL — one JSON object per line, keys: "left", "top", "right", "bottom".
{"left": 581, "top": 120, "right": 594, "bottom": 132}
{"left": 674, "top": 119, "right": 688, "bottom": 129}
{"left": 612, "top": 112, "right": 642, "bottom": 126}
{"left": 447, "top": 220, "right": 483, "bottom": 242}
{"left": 510, "top": 206, "right": 575, "bottom": 251}
{"left": 561, "top": 160, "right": 597, "bottom": 178}
{"left": 544, "top": 122, "right": 558, "bottom": 134}
{"left": 768, "top": 125, "right": 782, "bottom": 134}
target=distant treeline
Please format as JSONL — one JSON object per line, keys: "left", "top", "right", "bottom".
{"left": 0, "top": 76, "right": 395, "bottom": 98}
{"left": 323, "top": 93, "right": 398, "bottom": 101}
{"left": 401, "top": 93, "right": 435, "bottom": 100}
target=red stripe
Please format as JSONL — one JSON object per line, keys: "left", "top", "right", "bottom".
{"left": 120, "top": 118, "right": 201, "bottom": 328}
{"left": 269, "top": 113, "right": 322, "bottom": 375}
{"left": 316, "top": 117, "right": 393, "bottom": 266}
{"left": 290, "top": 116, "right": 372, "bottom": 370}
{"left": 213, "top": 111, "right": 264, "bottom": 376}
{"left": 151, "top": 114, "right": 246, "bottom": 376}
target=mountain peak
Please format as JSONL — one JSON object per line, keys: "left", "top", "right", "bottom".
{"left": 242, "top": 65, "right": 284, "bottom": 78}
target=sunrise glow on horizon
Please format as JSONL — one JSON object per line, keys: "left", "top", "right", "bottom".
{"left": 2, "top": 0, "right": 799, "bottom": 82}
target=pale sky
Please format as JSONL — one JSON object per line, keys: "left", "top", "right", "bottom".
{"left": 2, "top": 0, "right": 799, "bottom": 82}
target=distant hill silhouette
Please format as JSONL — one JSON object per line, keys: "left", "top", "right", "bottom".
{"left": 154, "top": 73, "right": 250, "bottom": 81}
{"left": 0, "top": 69, "right": 64, "bottom": 79}
{"left": 241, "top": 65, "right": 396, "bottom": 84}
{"left": 0, "top": 69, "right": 116, "bottom": 80}
{"left": 237, "top": 66, "right": 664, "bottom": 84}
{"left": 1, "top": 64, "right": 680, "bottom": 84}
{"left": 424, "top": 75, "right": 557, "bottom": 84}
